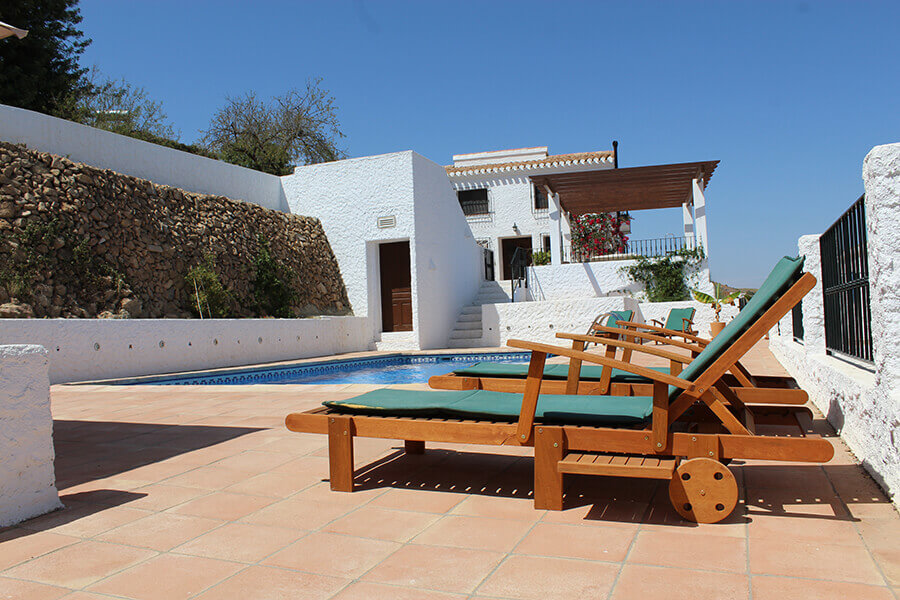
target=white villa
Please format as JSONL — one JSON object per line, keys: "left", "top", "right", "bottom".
{"left": 446, "top": 146, "right": 713, "bottom": 285}
{"left": 1, "top": 105, "right": 720, "bottom": 353}
{"left": 286, "top": 144, "right": 718, "bottom": 349}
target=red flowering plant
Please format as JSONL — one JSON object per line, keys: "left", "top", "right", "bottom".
{"left": 570, "top": 212, "right": 631, "bottom": 261}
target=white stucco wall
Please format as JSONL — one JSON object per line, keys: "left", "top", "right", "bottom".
{"left": 455, "top": 174, "right": 554, "bottom": 268}
{"left": 0, "top": 104, "right": 287, "bottom": 211}
{"left": 451, "top": 162, "right": 614, "bottom": 277}
{"left": 0, "top": 345, "right": 61, "bottom": 527}
{"left": 284, "top": 151, "right": 483, "bottom": 350}
{"left": 411, "top": 154, "right": 483, "bottom": 349}
{"left": 770, "top": 142, "right": 900, "bottom": 508}
{"left": 0, "top": 317, "right": 369, "bottom": 384}
{"left": 482, "top": 296, "right": 641, "bottom": 346}
{"left": 284, "top": 152, "right": 417, "bottom": 343}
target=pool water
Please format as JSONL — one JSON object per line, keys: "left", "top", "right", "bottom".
{"left": 141, "top": 352, "right": 533, "bottom": 386}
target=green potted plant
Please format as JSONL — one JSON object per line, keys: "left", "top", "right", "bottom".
{"left": 531, "top": 250, "right": 551, "bottom": 266}
{"left": 691, "top": 284, "right": 743, "bottom": 337}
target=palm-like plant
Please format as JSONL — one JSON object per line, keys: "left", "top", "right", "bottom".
{"left": 691, "top": 284, "right": 743, "bottom": 322}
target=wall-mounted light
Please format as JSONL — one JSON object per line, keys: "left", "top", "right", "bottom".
{"left": 512, "top": 223, "right": 520, "bottom": 234}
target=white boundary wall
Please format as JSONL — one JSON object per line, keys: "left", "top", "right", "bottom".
{"left": 0, "top": 317, "right": 369, "bottom": 384}
{"left": 0, "top": 345, "right": 61, "bottom": 526}
{"left": 482, "top": 296, "right": 641, "bottom": 347}
{"left": 769, "top": 142, "right": 900, "bottom": 507}
{"left": 0, "top": 104, "right": 288, "bottom": 211}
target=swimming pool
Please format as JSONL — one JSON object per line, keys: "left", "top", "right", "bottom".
{"left": 139, "top": 352, "right": 533, "bottom": 386}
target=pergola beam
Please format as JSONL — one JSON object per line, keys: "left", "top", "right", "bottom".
{"left": 530, "top": 160, "right": 718, "bottom": 216}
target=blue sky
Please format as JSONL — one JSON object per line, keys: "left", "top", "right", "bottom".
{"left": 77, "top": 0, "right": 899, "bottom": 287}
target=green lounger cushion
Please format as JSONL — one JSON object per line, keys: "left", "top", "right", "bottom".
{"left": 606, "top": 310, "right": 634, "bottom": 328}
{"left": 664, "top": 307, "right": 695, "bottom": 331}
{"left": 324, "top": 389, "right": 652, "bottom": 426}
{"left": 669, "top": 256, "right": 805, "bottom": 400}
{"left": 453, "top": 362, "right": 669, "bottom": 384}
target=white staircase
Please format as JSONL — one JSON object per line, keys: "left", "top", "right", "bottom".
{"left": 447, "top": 281, "right": 512, "bottom": 348}
{"left": 474, "top": 280, "right": 512, "bottom": 304}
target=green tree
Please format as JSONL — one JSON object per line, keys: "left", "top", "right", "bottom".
{"left": 201, "top": 79, "right": 345, "bottom": 175}
{"left": 67, "top": 67, "right": 177, "bottom": 139}
{"left": 252, "top": 235, "right": 296, "bottom": 318}
{"left": 0, "top": 0, "right": 91, "bottom": 116}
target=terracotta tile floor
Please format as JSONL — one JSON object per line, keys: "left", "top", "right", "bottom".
{"left": 1, "top": 342, "right": 898, "bottom": 599}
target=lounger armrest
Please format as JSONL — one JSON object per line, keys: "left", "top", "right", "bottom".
{"left": 507, "top": 339, "right": 695, "bottom": 390}
{"left": 618, "top": 320, "right": 710, "bottom": 346}
{"left": 590, "top": 323, "right": 707, "bottom": 353}
{"left": 555, "top": 333, "right": 693, "bottom": 364}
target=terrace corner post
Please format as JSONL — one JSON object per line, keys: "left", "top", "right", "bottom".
{"left": 863, "top": 143, "right": 900, "bottom": 392}
{"left": 797, "top": 234, "right": 826, "bottom": 356}
{"left": 692, "top": 177, "right": 710, "bottom": 256}
{"left": 683, "top": 202, "right": 695, "bottom": 248}
{"left": 547, "top": 186, "right": 563, "bottom": 266}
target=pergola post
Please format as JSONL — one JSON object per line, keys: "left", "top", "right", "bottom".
{"left": 683, "top": 203, "right": 695, "bottom": 249}
{"left": 692, "top": 178, "right": 709, "bottom": 256}
{"left": 547, "top": 187, "right": 563, "bottom": 265}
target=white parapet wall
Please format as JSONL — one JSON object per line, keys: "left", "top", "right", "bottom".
{"left": 769, "top": 142, "right": 900, "bottom": 508}
{"left": 0, "top": 317, "right": 370, "bottom": 384}
{"left": 0, "top": 104, "right": 288, "bottom": 211}
{"left": 482, "top": 296, "right": 641, "bottom": 347}
{"left": 527, "top": 258, "right": 713, "bottom": 302}
{"left": 0, "top": 345, "right": 62, "bottom": 526}
{"left": 528, "top": 261, "right": 642, "bottom": 300}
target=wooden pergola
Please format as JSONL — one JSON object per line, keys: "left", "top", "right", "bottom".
{"left": 530, "top": 160, "right": 719, "bottom": 265}
{"left": 530, "top": 160, "right": 718, "bottom": 215}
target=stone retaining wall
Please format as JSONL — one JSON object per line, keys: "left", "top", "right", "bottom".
{"left": 0, "top": 141, "right": 349, "bottom": 319}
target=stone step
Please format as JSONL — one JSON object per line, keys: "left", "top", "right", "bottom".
{"left": 458, "top": 312, "right": 482, "bottom": 323}
{"left": 476, "top": 291, "right": 511, "bottom": 300}
{"left": 454, "top": 320, "right": 482, "bottom": 331}
{"left": 449, "top": 329, "right": 483, "bottom": 340}
{"left": 447, "top": 337, "right": 485, "bottom": 348}
{"left": 460, "top": 305, "right": 482, "bottom": 315}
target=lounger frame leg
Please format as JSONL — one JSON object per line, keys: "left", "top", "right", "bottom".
{"left": 534, "top": 426, "right": 565, "bottom": 510}
{"left": 328, "top": 416, "right": 355, "bottom": 492}
{"left": 404, "top": 440, "right": 425, "bottom": 454}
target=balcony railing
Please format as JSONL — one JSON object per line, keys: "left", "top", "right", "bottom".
{"left": 820, "top": 195, "right": 872, "bottom": 362}
{"left": 567, "top": 235, "right": 696, "bottom": 263}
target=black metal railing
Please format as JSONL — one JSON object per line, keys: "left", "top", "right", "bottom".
{"left": 792, "top": 301, "right": 804, "bottom": 341}
{"left": 569, "top": 235, "right": 696, "bottom": 263}
{"left": 820, "top": 195, "right": 872, "bottom": 362}
{"left": 509, "top": 247, "right": 531, "bottom": 301}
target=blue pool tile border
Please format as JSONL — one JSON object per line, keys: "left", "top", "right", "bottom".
{"left": 138, "top": 352, "right": 535, "bottom": 386}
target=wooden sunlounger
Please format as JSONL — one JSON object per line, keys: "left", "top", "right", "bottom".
{"left": 285, "top": 257, "right": 833, "bottom": 523}
{"left": 428, "top": 328, "right": 807, "bottom": 405}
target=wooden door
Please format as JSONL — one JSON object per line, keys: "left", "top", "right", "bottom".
{"left": 501, "top": 236, "right": 533, "bottom": 280}
{"left": 379, "top": 241, "right": 413, "bottom": 332}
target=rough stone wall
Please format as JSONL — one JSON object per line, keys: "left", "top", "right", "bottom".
{"left": 0, "top": 344, "right": 61, "bottom": 527}
{"left": 0, "top": 142, "right": 350, "bottom": 318}
{"left": 769, "top": 142, "right": 900, "bottom": 508}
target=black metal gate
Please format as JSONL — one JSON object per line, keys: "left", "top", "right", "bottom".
{"left": 819, "top": 195, "right": 872, "bottom": 362}
{"left": 792, "top": 301, "right": 804, "bottom": 341}
{"left": 483, "top": 248, "right": 494, "bottom": 281}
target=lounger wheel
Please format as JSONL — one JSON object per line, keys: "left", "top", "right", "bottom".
{"left": 668, "top": 458, "right": 738, "bottom": 524}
